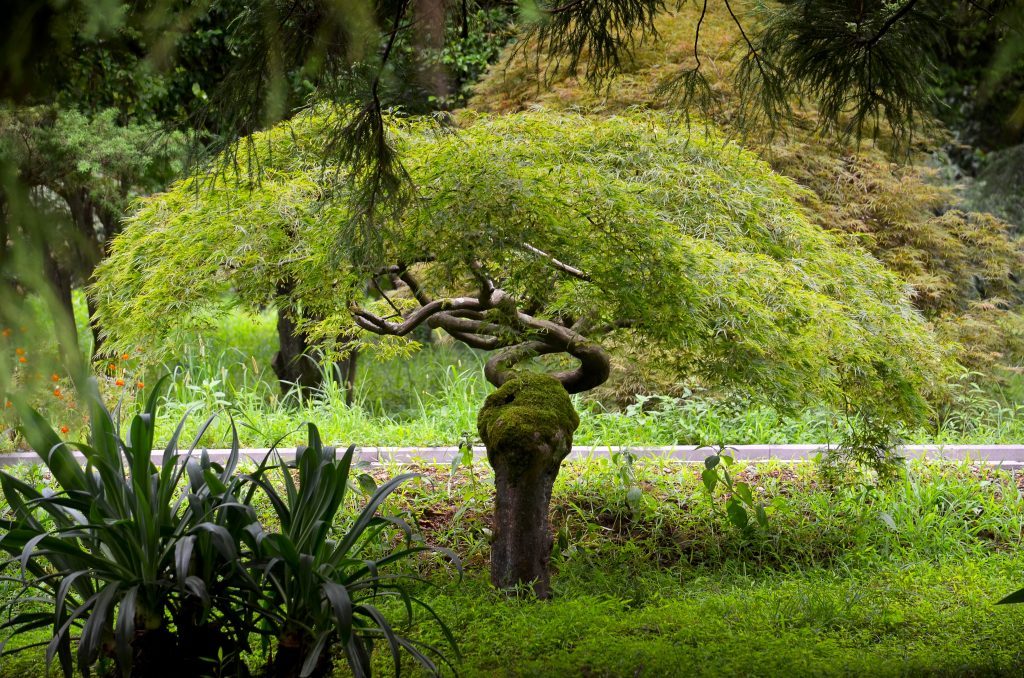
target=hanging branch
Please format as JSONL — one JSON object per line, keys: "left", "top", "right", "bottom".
{"left": 865, "top": 0, "right": 921, "bottom": 48}
{"left": 519, "top": 243, "right": 592, "bottom": 282}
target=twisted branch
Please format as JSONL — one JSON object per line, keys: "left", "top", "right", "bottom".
{"left": 351, "top": 267, "right": 611, "bottom": 393}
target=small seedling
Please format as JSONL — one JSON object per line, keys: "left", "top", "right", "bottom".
{"left": 701, "top": 447, "right": 769, "bottom": 530}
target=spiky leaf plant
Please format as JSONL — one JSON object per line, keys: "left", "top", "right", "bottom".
{"left": 0, "top": 385, "right": 461, "bottom": 678}
{"left": 0, "top": 379, "right": 257, "bottom": 677}
{"left": 242, "top": 430, "right": 460, "bottom": 677}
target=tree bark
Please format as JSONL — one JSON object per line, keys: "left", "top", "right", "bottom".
{"left": 44, "top": 251, "right": 79, "bottom": 365}
{"left": 272, "top": 304, "right": 325, "bottom": 399}
{"left": 272, "top": 298, "right": 360, "bottom": 403}
{"left": 88, "top": 206, "right": 123, "bottom": 358}
{"left": 477, "top": 372, "right": 580, "bottom": 599}
{"left": 334, "top": 346, "right": 358, "bottom": 406}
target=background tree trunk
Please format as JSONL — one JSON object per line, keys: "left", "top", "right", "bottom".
{"left": 272, "top": 305, "right": 325, "bottom": 398}
{"left": 334, "top": 346, "right": 358, "bottom": 406}
{"left": 477, "top": 372, "right": 580, "bottom": 599}
{"left": 44, "top": 251, "right": 78, "bottom": 364}
{"left": 272, "top": 301, "right": 360, "bottom": 403}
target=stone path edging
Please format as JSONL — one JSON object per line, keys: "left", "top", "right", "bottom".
{"left": 3, "top": 444, "right": 1024, "bottom": 467}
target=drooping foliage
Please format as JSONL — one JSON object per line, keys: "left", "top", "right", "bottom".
{"left": 472, "top": 3, "right": 1024, "bottom": 379}
{"left": 94, "top": 109, "right": 948, "bottom": 426}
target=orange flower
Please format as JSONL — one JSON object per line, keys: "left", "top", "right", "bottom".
{"left": 108, "top": 363, "right": 116, "bottom": 371}
{"left": 18, "top": 356, "right": 26, "bottom": 364}
{"left": 136, "top": 381, "right": 145, "bottom": 389}
{"left": 1, "top": 328, "right": 10, "bottom": 337}
{"left": 15, "top": 348, "right": 24, "bottom": 355}
{"left": 115, "top": 378, "right": 125, "bottom": 387}
{"left": 51, "top": 373, "right": 60, "bottom": 382}
{"left": 4, "top": 400, "right": 11, "bottom": 408}
{"left": 53, "top": 387, "right": 62, "bottom": 397}
{"left": 60, "top": 425, "right": 69, "bottom": 434}
{"left": 121, "top": 353, "right": 130, "bottom": 360}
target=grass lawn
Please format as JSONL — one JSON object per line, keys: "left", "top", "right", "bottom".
{"left": 414, "top": 560, "right": 1023, "bottom": 676}
{"left": 380, "top": 458, "right": 1024, "bottom": 676}
{"left": 3, "top": 455, "right": 1024, "bottom": 676}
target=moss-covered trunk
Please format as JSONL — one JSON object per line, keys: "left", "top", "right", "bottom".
{"left": 478, "top": 373, "right": 579, "bottom": 599}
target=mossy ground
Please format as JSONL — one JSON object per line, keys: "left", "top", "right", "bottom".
{"left": 411, "top": 560, "right": 1023, "bottom": 677}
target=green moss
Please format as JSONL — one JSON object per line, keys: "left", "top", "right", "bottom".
{"left": 477, "top": 373, "right": 580, "bottom": 465}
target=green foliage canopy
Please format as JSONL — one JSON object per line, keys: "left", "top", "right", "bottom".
{"left": 93, "top": 110, "right": 950, "bottom": 424}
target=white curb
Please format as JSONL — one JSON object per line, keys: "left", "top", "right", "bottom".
{"left": 3, "top": 444, "right": 1024, "bottom": 467}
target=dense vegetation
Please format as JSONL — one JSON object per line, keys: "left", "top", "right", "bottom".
{"left": 93, "top": 110, "right": 948, "bottom": 432}
{"left": 3, "top": 407, "right": 1024, "bottom": 674}
{"left": 4, "top": 0, "right": 1024, "bottom": 675}
{"left": 472, "top": 2, "right": 1024, "bottom": 384}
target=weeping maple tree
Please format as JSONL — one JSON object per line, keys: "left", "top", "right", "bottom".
{"left": 93, "top": 109, "right": 949, "bottom": 597}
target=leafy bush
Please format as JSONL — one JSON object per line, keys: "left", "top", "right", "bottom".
{"left": 0, "top": 382, "right": 458, "bottom": 677}
{"left": 0, "top": 379, "right": 255, "bottom": 677}
{"left": 699, "top": 450, "right": 768, "bottom": 530}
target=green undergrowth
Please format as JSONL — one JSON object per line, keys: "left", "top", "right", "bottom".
{"left": 133, "top": 354, "right": 1024, "bottom": 448}
{"left": 7, "top": 303, "right": 1024, "bottom": 452}
{"left": 11, "top": 346, "right": 1024, "bottom": 452}
{"left": 4, "top": 458, "right": 1024, "bottom": 676}
{"left": 381, "top": 458, "right": 1024, "bottom": 676}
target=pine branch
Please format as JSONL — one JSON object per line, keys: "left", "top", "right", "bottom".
{"left": 865, "top": 0, "right": 921, "bottom": 49}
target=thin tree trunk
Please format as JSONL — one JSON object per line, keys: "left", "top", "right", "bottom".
{"left": 334, "top": 346, "right": 358, "bottom": 406}
{"left": 272, "top": 282, "right": 363, "bottom": 402}
{"left": 44, "top": 252, "right": 79, "bottom": 364}
{"left": 88, "top": 206, "right": 122, "bottom": 358}
{"left": 272, "top": 303, "right": 325, "bottom": 399}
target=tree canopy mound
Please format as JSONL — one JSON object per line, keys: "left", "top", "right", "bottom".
{"left": 93, "top": 109, "right": 947, "bottom": 424}
{"left": 471, "top": 4, "right": 1024, "bottom": 381}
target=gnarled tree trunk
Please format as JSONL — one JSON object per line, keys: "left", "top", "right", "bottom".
{"left": 477, "top": 372, "right": 580, "bottom": 599}
{"left": 348, "top": 271, "right": 611, "bottom": 596}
